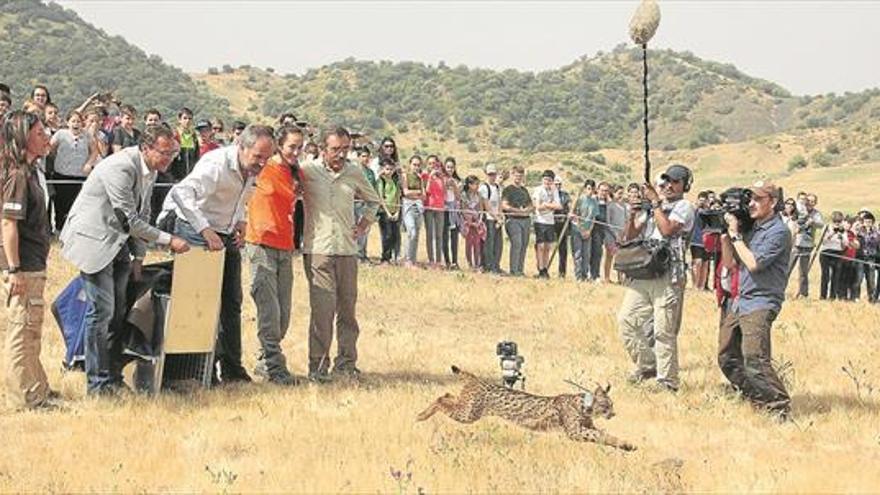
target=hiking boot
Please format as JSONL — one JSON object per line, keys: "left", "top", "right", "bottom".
{"left": 32, "top": 396, "right": 68, "bottom": 412}
{"left": 626, "top": 368, "right": 657, "bottom": 385}
{"left": 308, "top": 370, "right": 333, "bottom": 384}
{"left": 268, "top": 373, "right": 302, "bottom": 386}
{"left": 647, "top": 380, "right": 679, "bottom": 394}
{"left": 332, "top": 366, "right": 362, "bottom": 380}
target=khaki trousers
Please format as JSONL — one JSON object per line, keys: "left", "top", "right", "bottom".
{"left": 303, "top": 254, "right": 359, "bottom": 373}
{"left": 617, "top": 274, "right": 685, "bottom": 387}
{"left": 2, "top": 272, "right": 50, "bottom": 409}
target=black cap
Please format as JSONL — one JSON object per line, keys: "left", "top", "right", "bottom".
{"left": 541, "top": 169, "right": 555, "bottom": 179}
{"left": 195, "top": 119, "right": 212, "bottom": 130}
{"left": 233, "top": 121, "right": 247, "bottom": 131}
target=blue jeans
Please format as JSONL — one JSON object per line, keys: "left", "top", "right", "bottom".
{"left": 174, "top": 220, "right": 244, "bottom": 370}
{"left": 83, "top": 245, "right": 131, "bottom": 394}
{"left": 571, "top": 229, "right": 592, "bottom": 281}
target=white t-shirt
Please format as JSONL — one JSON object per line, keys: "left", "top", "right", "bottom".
{"left": 532, "top": 186, "right": 560, "bottom": 225}
{"left": 479, "top": 182, "right": 501, "bottom": 219}
{"left": 645, "top": 198, "right": 695, "bottom": 241}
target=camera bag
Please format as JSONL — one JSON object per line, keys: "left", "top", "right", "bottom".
{"left": 613, "top": 238, "right": 670, "bottom": 280}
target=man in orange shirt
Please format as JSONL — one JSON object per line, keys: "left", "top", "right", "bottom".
{"left": 244, "top": 126, "right": 303, "bottom": 385}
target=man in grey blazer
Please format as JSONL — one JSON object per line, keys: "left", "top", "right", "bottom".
{"left": 61, "top": 125, "right": 190, "bottom": 395}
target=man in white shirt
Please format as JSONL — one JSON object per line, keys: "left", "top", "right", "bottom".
{"left": 531, "top": 169, "right": 561, "bottom": 279}
{"left": 617, "top": 164, "right": 695, "bottom": 393}
{"left": 162, "top": 125, "right": 275, "bottom": 384}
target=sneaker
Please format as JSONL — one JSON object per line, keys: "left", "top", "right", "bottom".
{"left": 626, "top": 368, "right": 657, "bottom": 385}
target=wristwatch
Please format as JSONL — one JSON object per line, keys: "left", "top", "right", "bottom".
{"left": 730, "top": 234, "right": 743, "bottom": 243}
{"left": 7, "top": 266, "right": 20, "bottom": 274}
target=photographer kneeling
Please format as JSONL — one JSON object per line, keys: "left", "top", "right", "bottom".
{"left": 617, "top": 164, "right": 694, "bottom": 393}
{"left": 718, "top": 181, "right": 791, "bottom": 418}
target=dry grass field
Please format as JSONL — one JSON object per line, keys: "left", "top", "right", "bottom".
{"left": 1, "top": 236, "right": 879, "bottom": 493}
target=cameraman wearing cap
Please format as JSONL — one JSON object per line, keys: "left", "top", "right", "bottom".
{"left": 617, "top": 164, "right": 694, "bottom": 392}
{"left": 718, "top": 181, "right": 791, "bottom": 418}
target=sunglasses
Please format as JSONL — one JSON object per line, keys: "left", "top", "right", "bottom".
{"left": 212, "top": 127, "right": 222, "bottom": 131}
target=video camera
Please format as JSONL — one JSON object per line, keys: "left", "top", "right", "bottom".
{"left": 699, "top": 187, "right": 755, "bottom": 234}
{"left": 496, "top": 341, "right": 525, "bottom": 389}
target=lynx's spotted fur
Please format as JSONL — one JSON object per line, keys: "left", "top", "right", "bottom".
{"left": 417, "top": 366, "right": 636, "bottom": 451}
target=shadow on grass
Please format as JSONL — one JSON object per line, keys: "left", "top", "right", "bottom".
{"left": 792, "top": 391, "right": 880, "bottom": 415}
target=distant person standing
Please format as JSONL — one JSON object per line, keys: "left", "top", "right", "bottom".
{"left": 50, "top": 110, "right": 97, "bottom": 231}
{"left": 479, "top": 164, "right": 505, "bottom": 274}
{"left": 163, "top": 125, "right": 275, "bottom": 384}
{"left": 591, "top": 181, "right": 611, "bottom": 281}
{"left": 553, "top": 176, "right": 572, "bottom": 278}
{"left": 245, "top": 126, "right": 303, "bottom": 385}
{"left": 111, "top": 105, "right": 141, "bottom": 154}
{"left": 791, "top": 193, "right": 823, "bottom": 298}
{"left": 376, "top": 158, "right": 402, "bottom": 264}
{"left": 501, "top": 165, "right": 534, "bottom": 277}
{"left": 171, "top": 107, "right": 200, "bottom": 181}
{"left": 531, "top": 169, "right": 561, "bottom": 279}
{"left": 401, "top": 155, "right": 425, "bottom": 267}
{"left": 604, "top": 184, "right": 627, "bottom": 283}
{"left": 299, "top": 127, "right": 381, "bottom": 382}
{"left": 570, "top": 180, "right": 598, "bottom": 281}
{"left": 460, "top": 175, "right": 486, "bottom": 270}
{"left": 355, "top": 146, "right": 378, "bottom": 262}
{"left": 423, "top": 155, "right": 446, "bottom": 269}
{"left": 0, "top": 111, "right": 57, "bottom": 409}
{"left": 196, "top": 119, "right": 221, "bottom": 156}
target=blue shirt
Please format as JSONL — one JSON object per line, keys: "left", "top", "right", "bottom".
{"left": 734, "top": 213, "right": 792, "bottom": 315}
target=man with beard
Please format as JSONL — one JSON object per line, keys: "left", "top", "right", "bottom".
{"left": 163, "top": 125, "right": 275, "bottom": 384}
{"left": 718, "top": 181, "right": 792, "bottom": 419}
{"left": 617, "top": 164, "right": 695, "bottom": 393}
{"left": 299, "top": 127, "right": 381, "bottom": 382}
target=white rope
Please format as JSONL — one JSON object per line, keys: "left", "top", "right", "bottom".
{"left": 792, "top": 249, "right": 880, "bottom": 269}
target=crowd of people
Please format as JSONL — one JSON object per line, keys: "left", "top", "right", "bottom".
{"left": 1, "top": 82, "right": 878, "bottom": 416}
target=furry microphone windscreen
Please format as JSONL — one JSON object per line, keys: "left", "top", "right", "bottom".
{"left": 629, "top": 0, "right": 661, "bottom": 46}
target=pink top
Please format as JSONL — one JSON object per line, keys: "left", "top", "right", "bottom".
{"left": 425, "top": 174, "right": 446, "bottom": 210}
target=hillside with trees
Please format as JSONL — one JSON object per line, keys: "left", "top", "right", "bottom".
{"left": 0, "top": 0, "right": 232, "bottom": 121}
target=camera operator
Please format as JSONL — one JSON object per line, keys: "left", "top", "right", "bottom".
{"left": 617, "top": 164, "right": 695, "bottom": 393}
{"left": 718, "top": 181, "right": 791, "bottom": 419}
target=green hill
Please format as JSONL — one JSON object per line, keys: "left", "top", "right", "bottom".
{"left": 203, "top": 46, "right": 879, "bottom": 156}
{"left": 0, "top": 0, "right": 232, "bottom": 121}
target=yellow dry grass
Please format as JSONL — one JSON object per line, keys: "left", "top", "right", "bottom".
{"left": 1, "top": 240, "right": 879, "bottom": 493}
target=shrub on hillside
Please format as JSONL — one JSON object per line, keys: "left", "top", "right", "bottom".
{"left": 787, "top": 155, "right": 807, "bottom": 171}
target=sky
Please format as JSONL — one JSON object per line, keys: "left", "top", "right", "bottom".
{"left": 55, "top": 0, "right": 879, "bottom": 96}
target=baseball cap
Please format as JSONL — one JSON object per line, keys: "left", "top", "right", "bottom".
{"left": 554, "top": 176, "right": 563, "bottom": 185}
{"left": 748, "top": 180, "right": 781, "bottom": 199}
{"left": 195, "top": 119, "right": 212, "bottom": 130}
{"left": 485, "top": 164, "right": 498, "bottom": 175}
{"left": 541, "top": 169, "right": 555, "bottom": 179}
{"left": 660, "top": 164, "right": 690, "bottom": 183}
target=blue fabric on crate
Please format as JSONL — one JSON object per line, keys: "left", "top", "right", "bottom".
{"left": 51, "top": 276, "right": 89, "bottom": 370}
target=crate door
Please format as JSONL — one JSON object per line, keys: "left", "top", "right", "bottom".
{"left": 163, "top": 249, "right": 226, "bottom": 353}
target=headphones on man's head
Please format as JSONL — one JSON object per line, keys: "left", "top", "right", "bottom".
{"left": 664, "top": 164, "right": 693, "bottom": 193}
